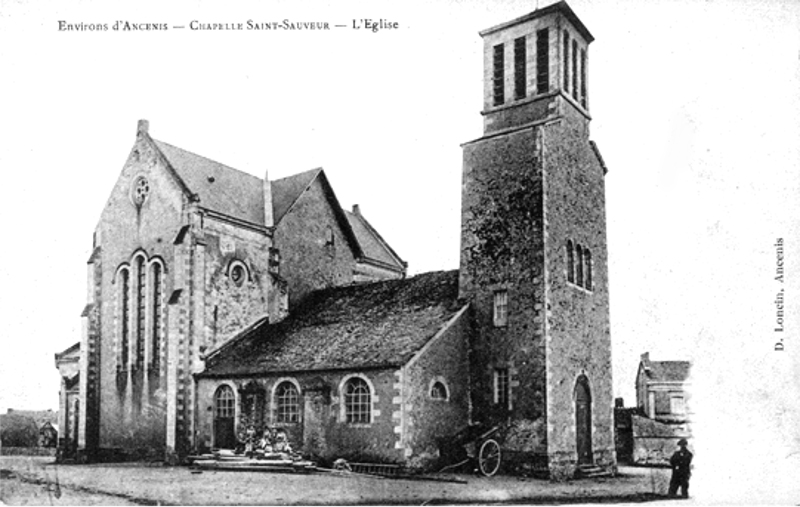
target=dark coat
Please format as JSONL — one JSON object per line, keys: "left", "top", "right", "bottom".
{"left": 670, "top": 448, "right": 693, "bottom": 479}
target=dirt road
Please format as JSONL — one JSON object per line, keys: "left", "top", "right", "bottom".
{"left": 1, "top": 457, "right": 672, "bottom": 505}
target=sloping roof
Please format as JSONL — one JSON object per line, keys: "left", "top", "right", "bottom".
{"left": 647, "top": 361, "right": 691, "bottom": 382}
{"left": 270, "top": 168, "right": 322, "bottom": 224}
{"left": 344, "top": 208, "right": 405, "bottom": 270}
{"left": 55, "top": 342, "right": 80, "bottom": 360}
{"left": 202, "top": 270, "right": 462, "bottom": 376}
{"left": 480, "top": 1, "right": 594, "bottom": 43}
{"left": 153, "top": 140, "right": 266, "bottom": 226}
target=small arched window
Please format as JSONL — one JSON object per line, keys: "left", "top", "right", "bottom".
{"left": 275, "top": 382, "right": 300, "bottom": 423}
{"left": 344, "top": 377, "right": 372, "bottom": 424}
{"left": 575, "top": 244, "right": 584, "bottom": 287}
{"left": 566, "top": 240, "right": 575, "bottom": 283}
{"left": 430, "top": 381, "right": 449, "bottom": 401}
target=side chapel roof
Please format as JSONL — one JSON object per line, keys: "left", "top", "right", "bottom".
{"left": 201, "top": 270, "right": 462, "bottom": 376}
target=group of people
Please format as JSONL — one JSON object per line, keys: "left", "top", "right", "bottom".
{"left": 243, "top": 425, "right": 293, "bottom": 456}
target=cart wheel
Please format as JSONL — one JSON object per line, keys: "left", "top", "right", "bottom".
{"left": 478, "top": 438, "right": 501, "bottom": 477}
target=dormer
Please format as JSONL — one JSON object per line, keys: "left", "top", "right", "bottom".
{"left": 480, "top": 1, "right": 593, "bottom": 134}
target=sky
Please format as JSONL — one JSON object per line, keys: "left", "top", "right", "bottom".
{"left": 1, "top": 0, "right": 799, "bottom": 502}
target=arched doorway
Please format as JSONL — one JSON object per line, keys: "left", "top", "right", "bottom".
{"left": 575, "top": 375, "right": 593, "bottom": 464}
{"left": 214, "top": 385, "right": 237, "bottom": 449}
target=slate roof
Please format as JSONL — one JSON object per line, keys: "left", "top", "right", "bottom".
{"left": 641, "top": 355, "right": 691, "bottom": 383}
{"left": 344, "top": 209, "right": 405, "bottom": 270}
{"left": 647, "top": 361, "right": 691, "bottom": 382}
{"left": 153, "top": 140, "right": 266, "bottom": 226}
{"left": 201, "top": 270, "right": 463, "bottom": 376}
{"left": 270, "top": 168, "right": 321, "bottom": 225}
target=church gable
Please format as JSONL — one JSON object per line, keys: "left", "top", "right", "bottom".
{"left": 97, "top": 121, "right": 190, "bottom": 257}
{"left": 272, "top": 169, "right": 363, "bottom": 306}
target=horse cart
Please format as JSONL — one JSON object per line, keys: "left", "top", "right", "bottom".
{"left": 441, "top": 423, "right": 504, "bottom": 477}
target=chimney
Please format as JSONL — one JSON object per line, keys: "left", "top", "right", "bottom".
{"left": 137, "top": 119, "right": 149, "bottom": 136}
{"left": 641, "top": 352, "right": 651, "bottom": 370}
{"left": 352, "top": 204, "right": 361, "bottom": 216}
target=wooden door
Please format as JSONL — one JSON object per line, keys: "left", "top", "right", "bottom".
{"left": 214, "top": 385, "right": 237, "bottom": 449}
{"left": 575, "top": 376, "right": 593, "bottom": 464}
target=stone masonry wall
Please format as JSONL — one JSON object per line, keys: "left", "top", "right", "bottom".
{"left": 401, "top": 306, "right": 471, "bottom": 470}
{"left": 542, "top": 104, "right": 614, "bottom": 478}
{"left": 95, "top": 133, "right": 188, "bottom": 457}
{"left": 196, "top": 368, "right": 401, "bottom": 464}
{"left": 459, "top": 127, "right": 548, "bottom": 452}
{"left": 199, "top": 217, "right": 271, "bottom": 354}
{"left": 273, "top": 177, "right": 356, "bottom": 309}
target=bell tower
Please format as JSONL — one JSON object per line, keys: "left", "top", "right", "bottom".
{"left": 459, "top": 1, "right": 615, "bottom": 479}
{"left": 480, "top": 0, "right": 592, "bottom": 134}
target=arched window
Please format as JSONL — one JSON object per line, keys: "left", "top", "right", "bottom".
{"left": 430, "top": 381, "right": 448, "bottom": 401}
{"left": 215, "top": 385, "right": 235, "bottom": 418}
{"left": 566, "top": 240, "right": 575, "bottom": 283}
{"left": 575, "top": 244, "right": 584, "bottom": 287}
{"left": 151, "top": 262, "right": 163, "bottom": 370}
{"left": 118, "top": 268, "right": 130, "bottom": 370}
{"left": 135, "top": 256, "right": 146, "bottom": 368}
{"left": 344, "top": 377, "right": 372, "bottom": 424}
{"left": 275, "top": 382, "right": 300, "bottom": 423}
{"left": 584, "top": 249, "right": 592, "bottom": 291}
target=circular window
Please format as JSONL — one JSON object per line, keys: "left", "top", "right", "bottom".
{"left": 132, "top": 176, "right": 150, "bottom": 205}
{"left": 230, "top": 263, "right": 246, "bottom": 286}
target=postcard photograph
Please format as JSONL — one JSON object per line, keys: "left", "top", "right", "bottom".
{"left": 0, "top": 0, "right": 799, "bottom": 504}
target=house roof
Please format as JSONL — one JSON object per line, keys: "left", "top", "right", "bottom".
{"left": 55, "top": 342, "right": 80, "bottom": 360}
{"left": 640, "top": 353, "right": 691, "bottom": 382}
{"left": 344, "top": 208, "right": 405, "bottom": 271}
{"left": 647, "top": 361, "right": 691, "bottom": 382}
{"left": 201, "top": 270, "right": 462, "bottom": 377}
{"left": 153, "top": 139, "right": 266, "bottom": 227}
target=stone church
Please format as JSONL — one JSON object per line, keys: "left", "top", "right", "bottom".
{"left": 58, "top": 1, "right": 615, "bottom": 478}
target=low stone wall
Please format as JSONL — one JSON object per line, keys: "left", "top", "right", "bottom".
{"left": 631, "top": 415, "right": 691, "bottom": 465}
{"left": 0, "top": 447, "right": 57, "bottom": 457}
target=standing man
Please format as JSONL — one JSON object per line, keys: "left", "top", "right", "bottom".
{"left": 669, "top": 438, "right": 693, "bottom": 498}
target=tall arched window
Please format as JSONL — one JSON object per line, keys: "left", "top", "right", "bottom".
{"left": 584, "top": 249, "right": 592, "bottom": 291}
{"left": 344, "top": 377, "right": 372, "bottom": 424}
{"left": 575, "top": 244, "right": 584, "bottom": 287}
{"left": 567, "top": 240, "right": 575, "bottom": 283}
{"left": 151, "top": 262, "right": 163, "bottom": 370}
{"left": 135, "top": 256, "right": 146, "bottom": 369}
{"left": 119, "top": 268, "right": 130, "bottom": 370}
{"left": 275, "top": 382, "right": 300, "bottom": 423}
